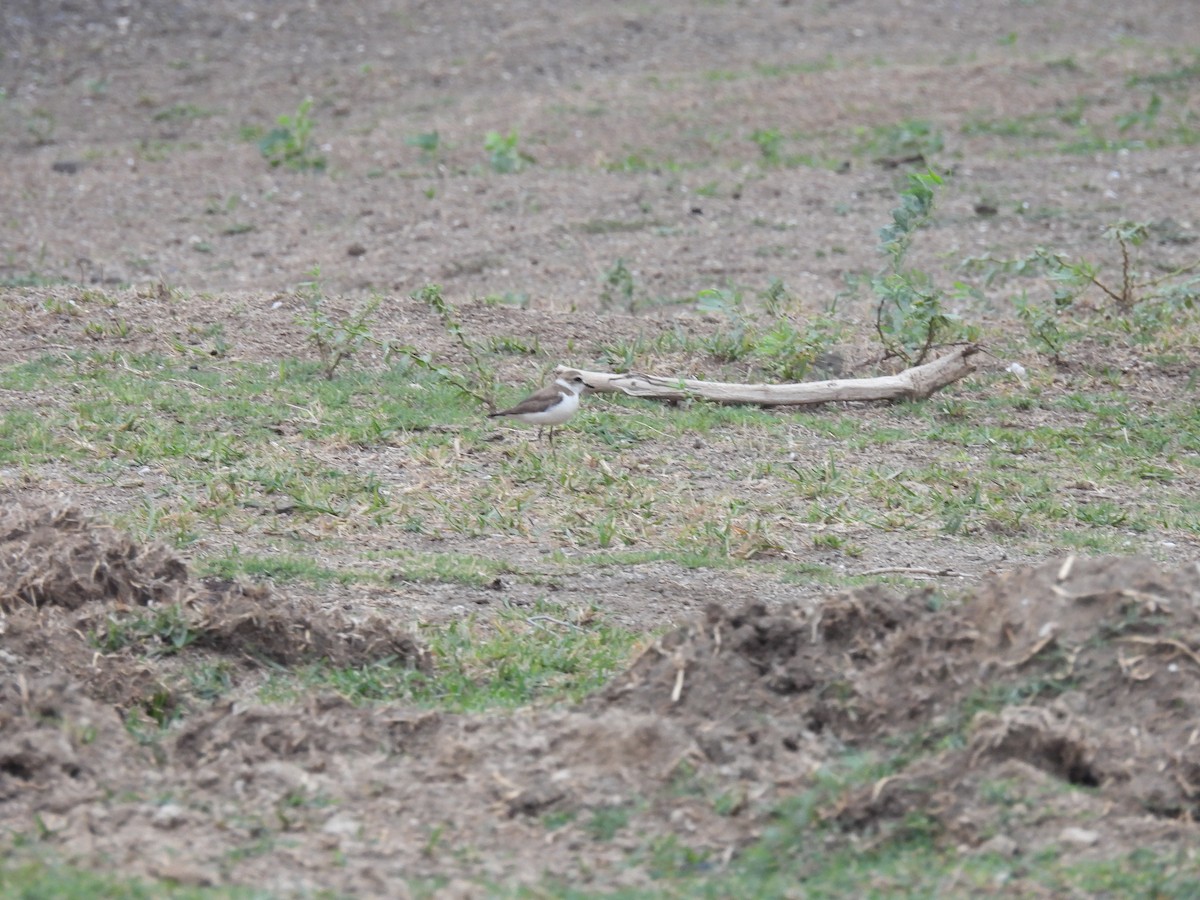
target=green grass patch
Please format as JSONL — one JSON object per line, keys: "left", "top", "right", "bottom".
{"left": 0, "top": 350, "right": 483, "bottom": 544}
{"left": 703, "top": 826, "right": 1200, "bottom": 899}
{"left": 261, "top": 599, "right": 642, "bottom": 711}
{"left": 91, "top": 603, "right": 200, "bottom": 657}
{"left": 199, "top": 550, "right": 360, "bottom": 586}
{"left": 0, "top": 271, "right": 70, "bottom": 288}
{"left": 529, "top": 744, "right": 1200, "bottom": 897}
{"left": 0, "top": 855, "right": 265, "bottom": 899}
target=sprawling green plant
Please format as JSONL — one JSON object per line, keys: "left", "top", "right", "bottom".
{"left": 967, "top": 219, "right": 1200, "bottom": 359}
{"left": 696, "top": 279, "right": 842, "bottom": 381}
{"left": 393, "top": 284, "right": 500, "bottom": 410}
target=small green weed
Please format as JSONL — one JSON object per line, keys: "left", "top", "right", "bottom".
{"left": 750, "top": 127, "right": 784, "bottom": 165}
{"left": 258, "top": 97, "right": 326, "bottom": 171}
{"left": 1116, "top": 92, "right": 1163, "bottom": 133}
{"left": 583, "top": 805, "right": 632, "bottom": 841}
{"left": 406, "top": 130, "right": 440, "bottom": 164}
{"left": 484, "top": 129, "right": 533, "bottom": 173}
{"left": 295, "top": 267, "right": 380, "bottom": 379}
{"left": 1013, "top": 288, "right": 1075, "bottom": 361}
{"left": 185, "top": 660, "right": 236, "bottom": 701}
{"left": 747, "top": 126, "right": 836, "bottom": 169}
{"left": 859, "top": 118, "right": 944, "bottom": 163}
{"left": 697, "top": 279, "right": 843, "bottom": 380}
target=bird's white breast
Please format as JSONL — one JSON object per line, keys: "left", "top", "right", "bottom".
{"left": 513, "top": 390, "right": 579, "bottom": 426}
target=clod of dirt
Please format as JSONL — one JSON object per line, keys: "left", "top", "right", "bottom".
{"left": 0, "top": 500, "right": 187, "bottom": 611}
{"left": 0, "top": 674, "right": 148, "bottom": 809}
{"left": 826, "top": 555, "right": 1200, "bottom": 856}
{"left": 598, "top": 585, "right": 933, "bottom": 734}
{"left": 185, "top": 578, "right": 427, "bottom": 668}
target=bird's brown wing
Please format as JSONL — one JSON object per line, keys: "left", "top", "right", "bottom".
{"left": 488, "top": 383, "right": 567, "bottom": 417}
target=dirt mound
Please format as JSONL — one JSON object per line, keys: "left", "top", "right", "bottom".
{"left": 604, "top": 583, "right": 929, "bottom": 716}
{"left": 182, "top": 577, "right": 426, "bottom": 668}
{"left": 838, "top": 555, "right": 1200, "bottom": 854}
{"left": 602, "top": 555, "right": 1200, "bottom": 859}
{"left": 0, "top": 500, "right": 187, "bottom": 611}
{"left": 0, "top": 499, "right": 426, "bottom": 714}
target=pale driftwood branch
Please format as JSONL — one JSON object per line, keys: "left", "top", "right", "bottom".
{"left": 857, "top": 566, "right": 970, "bottom": 578}
{"left": 559, "top": 344, "right": 981, "bottom": 407}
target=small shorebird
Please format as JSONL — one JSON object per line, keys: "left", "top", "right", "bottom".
{"left": 488, "top": 369, "right": 594, "bottom": 446}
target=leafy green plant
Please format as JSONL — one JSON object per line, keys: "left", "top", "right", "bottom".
{"left": 484, "top": 129, "right": 533, "bottom": 173}
{"left": 186, "top": 660, "right": 236, "bottom": 701}
{"left": 756, "top": 313, "right": 842, "bottom": 382}
{"left": 696, "top": 287, "right": 755, "bottom": 361}
{"left": 405, "top": 130, "right": 440, "bottom": 163}
{"left": 259, "top": 97, "right": 326, "bottom": 171}
{"left": 1049, "top": 221, "right": 1200, "bottom": 312}
{"left": 697, "top": 281, "right": 842, "bottom": 380}
{"left": 295, "top": 267, "right": 380, "bottom": 379}
{"left": 750, "top": 128, "right": 784, "bottom": 165}
{"left": 1013, "top": 290, "right": 1074, "bottom": 362}
{"left": 868, "top": 170, "right": 975, "bottom": 365}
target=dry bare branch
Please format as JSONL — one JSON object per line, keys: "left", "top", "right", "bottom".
{"left": 559, "top": 344, "right": 981, "bottom": 408}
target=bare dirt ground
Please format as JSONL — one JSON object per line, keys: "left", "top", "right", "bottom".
{"left": 2, "top": 0, "right": 1200, "bottom": 895}
{"left": 3, "top": 502, "right": 1199, "bottom": 894}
